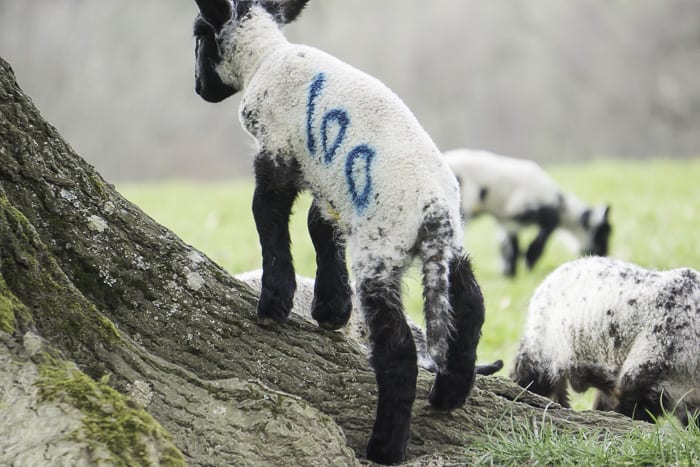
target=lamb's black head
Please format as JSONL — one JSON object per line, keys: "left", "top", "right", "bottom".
{"left": 580, "top": 205, "right": 611, "bottom": 257}
{"left": 193, "top": 0, "right": 310, "bottom": 102}
{"left": 510, "top": 352, "right": 558, "bottom": 399}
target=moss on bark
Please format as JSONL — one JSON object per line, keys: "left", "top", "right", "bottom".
{"left": 0, "top": 191, "right": 121, "bottom": 359}
{"left": 36, "top": 356, "right": 185, "bottom": 466}
{"left": 0, "top": 276, "right": 29, "bottom": 334}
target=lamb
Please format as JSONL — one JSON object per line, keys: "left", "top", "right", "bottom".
{"left": 443, "top": 149, "right": 611, "bottom": 276}
{"left": 192, "top": 1, "right": 487, "bottom": 463}
{"left": 235, "top": 269, "right": 504, "bottom": 376}
{"left": 511, "top": 256, "right": 700, "bottom": 425}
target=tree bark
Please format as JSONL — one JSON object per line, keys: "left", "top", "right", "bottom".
{"left": 0, "top": 57, "right": 647, "bottom": 466}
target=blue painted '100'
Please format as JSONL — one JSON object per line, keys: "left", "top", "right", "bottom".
{"left": 306, "top": 73, "right": 375, "bottom": 214}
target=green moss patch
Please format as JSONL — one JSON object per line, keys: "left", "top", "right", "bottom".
{"left": 0, "top": 193, "right": 121, "bottom": 350}
{"left": 37, "top": 359, "right": 185, "bottom": 466}
{"left": 0, "top": 270, "right": 33, "bottom": 334}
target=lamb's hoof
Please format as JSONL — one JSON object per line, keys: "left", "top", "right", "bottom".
{"left": 311, "top": 294, "right": 352, "bottom": 331}
{"left": 366, "top": 435, "right": 407, "bottom": 466}
{"left": 428, "top": 371, "right": 474, "bottom": 411}
{"left": 256, "top": 290, "right": 291, "bottom": 326}
{"left": 256, "top": 316, "right": 287, "bottom": 327}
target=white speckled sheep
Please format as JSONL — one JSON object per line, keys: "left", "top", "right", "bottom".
{"left": 512, "top": 256, "right": 700, "bottom": 425}
{"left": 443, "top": 149, "right": 611, "bottom": 276}
{"left": 193, "top": 1, "right": 486, "bottom": 462}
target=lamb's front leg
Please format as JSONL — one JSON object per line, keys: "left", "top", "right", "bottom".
{"left": 252, "top": 154, "right": 300, "bottom": 326}
{"left": 307, "top": 201, "right": 353, "bottom": 330}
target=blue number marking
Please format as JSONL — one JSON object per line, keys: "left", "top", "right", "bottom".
{"left": 306, "top": 72, "right": 376, "bottom": 214}
{"left": 345, "top": 144, "right": 376, "bottom": 213}
{"left": 306, "top": 73, "right": 326, "bottom": 155}
{"left": 321, "top": 109, "right": 349, "bottom": 164}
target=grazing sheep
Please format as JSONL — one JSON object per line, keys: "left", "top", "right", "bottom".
{"left": 443, "top": 149, "right": 611, "bottom": 276}
{"left": 511, "top": 256, "right": 700, "bottom": 425}
{"left": 193, "top": 1, "right": 487, "bottom": 462}
{"left": 235, "top": 270, "right": 503, "bottom": 376}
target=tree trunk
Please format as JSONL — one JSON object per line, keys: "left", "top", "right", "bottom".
{"left": 0, "top": 57, "right": 645, "bottom": 466}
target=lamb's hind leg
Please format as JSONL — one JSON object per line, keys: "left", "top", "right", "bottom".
{"left": 426, "top": 252, "right": 485, "bottom": 409}
{"left": 498, "top": 225, "right": 519, "bottom": 277}
{"left": 416, "top": 208, "right": 485, "bottom": 409}
{"left": 524, "top": 207, "right": 559, "bottom": 270}
{"left": 307, "top": 200, "right": 352, "bottom": 330}
{"left": 355, "top": 257, "right": 416, "bottom": 465}
{"left": 252, "top": 154, "right": 300, "bottom": 325}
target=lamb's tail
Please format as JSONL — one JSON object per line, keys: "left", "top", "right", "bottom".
{"left": 420, "top": 246, "right": 486, "bottom": 375}
{"left": 422, "top": 252, "right": 488, "bottom": 409}
{"left": 419, "top": 239, "right": 457, "bottom": 372}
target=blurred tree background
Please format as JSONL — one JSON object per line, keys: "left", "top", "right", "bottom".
{"left": 1, "top": 0, "right": 698, "bottom": 182}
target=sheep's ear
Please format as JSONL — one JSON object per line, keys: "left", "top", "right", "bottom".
{"left": 584, "top": 205, "right": 611, "bottom": 228}
{"left": 262, "top": 0, "right": 310, "bottom": 25}
{"left": 194, "top": 0, "right": 233, "bottom": 30}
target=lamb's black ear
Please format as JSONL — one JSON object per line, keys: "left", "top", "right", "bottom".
{"left": 603, "top": 205, "right": 611, "bottom": 220}
{"left": 262, "top": 0, "right": 310, "bottom": 24}
{"left": 194, "top": 0, "right": 233, "bottom": 30}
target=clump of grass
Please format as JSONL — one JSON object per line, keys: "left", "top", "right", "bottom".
{"left": 468, "top": 414, "right": 700, "bottom": 466}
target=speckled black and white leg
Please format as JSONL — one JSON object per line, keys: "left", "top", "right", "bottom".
{"left": 353, "top": 255, "right": 416, "bottom": 465}
{"left": 307, "top": 200, "right": 353, "bottom": 330}
{"left": 415, "top": 208, "right": 485, "bottom": 410}
{"left": 427, "top": 253, "right": 485, "bottom": 410}
{"left": 252, "top": 153, "right": 300, "bottom": 326}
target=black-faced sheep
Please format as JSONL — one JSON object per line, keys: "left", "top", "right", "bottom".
{"left": 193, "top": 1, "right": 487, "bottom": 463}
{"left": 444, "top": 149, "right": 611, "bottom": 277}
{"left": 235, "top": 270, "right": 503, "bottom": 376}
{"left": 511, "top": 256, "right": 700, "bottom": 425}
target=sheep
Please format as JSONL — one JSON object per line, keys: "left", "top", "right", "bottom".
{"left": 443, "top": 149, "right": 611, "bottom": 277}
{"left": 234, "top": 269, "right": 504, "bottom": 376}
{"left": 192, "top": 1, "right": 487, "bottom": 463}
{"left": 511, "top": 256, "right": 700, "bottom": 425}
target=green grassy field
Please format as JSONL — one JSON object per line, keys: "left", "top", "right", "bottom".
{"left": 119, "top": 157, "right": 700, "bottom": 464}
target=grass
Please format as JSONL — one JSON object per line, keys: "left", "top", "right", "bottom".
{"left": 119, "top": 157, "right": 700, "bottom": 465}
{"left": 470, "top": 415, "right": 700, "bottom": 466}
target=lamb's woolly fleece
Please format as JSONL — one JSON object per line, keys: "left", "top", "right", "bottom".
{"left": 443, "top": 149, "right": 606, "bottom": 240}
{"left": 221, "top": 6, "right": 461, "bottom": 248}
{"left": 517, "top": 256, "right": 700, "bottom": 412}
{"left": 218, "top": 5, "right": 465, "bottom": 365}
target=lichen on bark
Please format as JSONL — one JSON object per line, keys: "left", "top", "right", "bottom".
{"left": 0, "top": 190, "right": 121, "bottom": 361}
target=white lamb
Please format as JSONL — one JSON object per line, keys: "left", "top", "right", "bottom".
{"left": 193, "top": 1, "right": 487, "bottom": 463}
{"left": 511, "top": 256, "right": 700, "bottom": 425}
{"left": 443, "top": 149, "right": 611, "bottom": 276}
